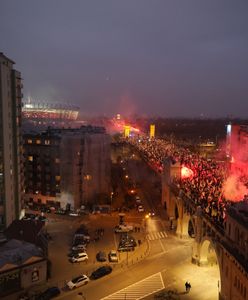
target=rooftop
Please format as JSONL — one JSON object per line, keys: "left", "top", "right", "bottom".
{"left": 0, "top": 239, "right": 43, "bottom": 271}
{"left": 227, "top": 199, "right": 248, "bottom": 228}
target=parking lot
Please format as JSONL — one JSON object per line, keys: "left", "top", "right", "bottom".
{"left": 29, "top": 210, "right": 149, "bottom": 293}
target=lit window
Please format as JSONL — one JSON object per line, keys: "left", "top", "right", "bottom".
{"left": 27, "top": 139, "right": 32, "bottom": 144}
{"left": 55, "top": 158, "right": 60, "bottom": 163}
{"left": 36, "top": 139, "right": 41, "bottom": 144}
{"left": 55, "top": 176, "right": 61, "bottom": 181}
{"left": 28, "top": 156, "right": 33, "bottom": 162}
{"left": 84, "top": 174, "right": 92, "bottom": 180}
{"left": 45, "top": 140, "right": 50, "bottom": 145}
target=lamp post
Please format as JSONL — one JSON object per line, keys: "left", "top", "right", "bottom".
{"left": 110, "top": 192, "right": 114, "bottom": 210}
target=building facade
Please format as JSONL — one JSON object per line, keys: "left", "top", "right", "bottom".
{"left": 23, "top": 126, "right": 111, "bottom": 209}
{"left": 0, "top": 53, "right": 24, "bottom": 229}
{"left": 0, "top": 239, "right": 47, "bottom": 298}
{"left": 221, "top": 201, "right": 248, "bottom": 300}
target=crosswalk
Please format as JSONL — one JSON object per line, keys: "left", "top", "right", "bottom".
{"left": 101, "top": 272, "right": 165, "bottom": 300}
{"left": 146, "top": 231, "right": 168, "bottom": 241}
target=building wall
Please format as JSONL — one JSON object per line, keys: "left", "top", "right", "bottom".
{"left": 0, "top": 53, "right": 23, "bottom": 229}
{"left": 20, "top": 260, "right": 47, "bottom": 289}
{"left": 59, "top": 132, "right": 111, "bottom": 209}
{"left": 82, "top": 133, "right": 111, "bottom": 205}
{"left": 23, "top": 128, "right": 111, "bottom": 209}
{"left": 23, "top": 135, "right": 60, "bottom": 206}
{"left": 221, "top": 249, "right": 248, "bottom": 300}
{"left": 0, "top": 259, "right": 47, "bottom": 297}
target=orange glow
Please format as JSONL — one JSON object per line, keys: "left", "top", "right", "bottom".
{"left": 181, "top": 166, "right": 194, "bottom": 179}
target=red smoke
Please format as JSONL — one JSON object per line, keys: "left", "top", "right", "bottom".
{"left": 222, "top": 130, "right": 248, "bottom": 202}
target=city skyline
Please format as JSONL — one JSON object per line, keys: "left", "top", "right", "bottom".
{"left": 1, "top": 0, "right": 248, "bottom": 118}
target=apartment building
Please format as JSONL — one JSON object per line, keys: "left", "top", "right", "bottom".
{"left": 0, "top": 53, "right": 24, "bottom": 229}
{"left": 23, "top": 126, "right": 111, "bottom": 209}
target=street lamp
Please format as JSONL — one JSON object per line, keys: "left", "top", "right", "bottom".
{"left": 110, "top": 192, "right": 114, "bottom": 207}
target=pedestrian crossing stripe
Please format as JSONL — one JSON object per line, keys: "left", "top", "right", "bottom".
{"left": 147, "top": 231, "right": 167, "bottom": 241}
{"left": 101, "top": 272, "right": 165, "bottom": 300}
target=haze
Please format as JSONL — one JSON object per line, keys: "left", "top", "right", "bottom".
{"left": 1, "top": 0, "right": 248, "bottom": 118}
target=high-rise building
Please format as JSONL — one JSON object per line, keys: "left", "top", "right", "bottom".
{"left": 0, "top": 53, "right": 24, "bottom": 229}
{"left": 23, "top": 126, "right": 111, "bottom": 209}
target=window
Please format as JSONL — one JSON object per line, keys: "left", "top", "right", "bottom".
{"left": 45, "top": 140, "right": 50, "bottom": 145}
{"left": 28, "top": 156, "right": 33, "bottom": 162}
{"left": 55, "top": 158, "right": 60, "bottom": 163}
{"left": 84, "top": 174, "right": 92, "bottom": 180}
{"left": 55, "top": 176, "right": 61, "bottom": 181}
{"left": 36, "top": 139, "right": 41, "bottom": 144}
{"left": 27, "top": 139, "right": 32, "bottom": 144}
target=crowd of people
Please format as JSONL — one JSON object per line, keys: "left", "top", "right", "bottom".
{"left": 128, "top": 136, "right": 240, "bottom": 228}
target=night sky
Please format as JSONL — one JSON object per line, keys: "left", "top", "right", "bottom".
{"left": 1, "top": 1, "right": 248, "bottom": 118}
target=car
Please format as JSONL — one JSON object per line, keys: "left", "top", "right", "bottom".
{"left": 135, "top": 196, "right": 142, "bottom": 204}
{"left": 36, "top": 287, "right": 60, "bottom": 299}
{"left": 66, "top": 275, "right": 89, "bottom": 289}
{"left": 108, "top": 250, "right": 118, "bottom": 262}
{"left": 90, "top": 266, "right": 112, "bottom": 279}
{"left": 118, "top": 243, "right": 135, "bottom": 252}
{"left": 114, "top": 224, "right": 133, "bottom": 233}
{"left": 71, "top": 244, "right": 87, "bottom": 252}
{"left": 96, "top": 251, "right": 107, "bottom": 262}
{"left": 69, "top": 252, "right": 88, "bottom": 263}
{"left": 148, "top": 210, "right": 155, "bottom": 217}
{"left": 137, "top": 205, "right": 144, "bottom": 212}
{"left": 69, "top": 211, "right": 80, "bottom": 217}
{"left": 55, "top": 208, "right": 66, "bottom": 215}
{"left": 119, "top": 233, "right": 137, "bottom": 246}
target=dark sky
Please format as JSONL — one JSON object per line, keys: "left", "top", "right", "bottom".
{"left": 1, "top": 1, "right": 248, "bottom": 118}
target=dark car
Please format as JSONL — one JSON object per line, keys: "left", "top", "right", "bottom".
{"left": 118, "top": 242, "right": 135, "bottom": 252}
{"left": 96, "top": 251, "right": 107, "bottom": 262}
{"left": 90, "top": 265, "right": 112, "bottom": 279}
{"left": 55, "top": 209, "right": 66, "bottom": 215}
{"left": 36, "top": 287, "right": 60, "bottom": 300}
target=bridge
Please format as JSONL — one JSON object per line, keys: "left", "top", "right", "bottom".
{"left": 123, "top": 138, "right": 248, "bottom": 300}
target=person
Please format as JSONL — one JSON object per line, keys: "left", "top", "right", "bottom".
{"left": 185, "top": 281, "right": 191, "bottom": 293}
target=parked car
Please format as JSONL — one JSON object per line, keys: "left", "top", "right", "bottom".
{"left": 69, "top": 252, "right": 88, "bottom": 263}
{"left": 66, "top": 275, "right": 89, "bottom": 289}
{"left": 118, "top": 243, "right": 135, "bottom": 252}
{"left": 69, "top": 211, "right": 80, "bottom": 217}
{"left": 114, "top": 224, "right": 133, "bottom": 233}
{"left": 96, "top": 251, "right": 107, "bottom": 262}
{"left": 119, "top": 233, "right": 137, "bottom": 246}
{"left": 137, "top": 205, "right": 144, "bottom": 212}
{"left": 90, "top": 266, "right": 112, "bottom": 279}
{"left": 108, "top": 250, "right": 118, "bottom": 262}
{"left": 35, "top": 287, "right": 60, "bottom": 299}
{"left": 71, "top": 244, "right": 87, "bottom": 252}
{"left": 55, "top": 209, "right": 66, "bottom": 215}
{"left": 135, "top": 196, "right": 142, "bottom": 204}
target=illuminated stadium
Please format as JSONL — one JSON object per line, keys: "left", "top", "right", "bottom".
{"left": 22, "top": 100, "right": 79, "bottom": 121}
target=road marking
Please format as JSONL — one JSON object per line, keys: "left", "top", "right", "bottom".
{"left": 147, "top": 231, "right": 168, "bottom": 241}
{"left": 101, "top": 272, "right": 164, "bottom": 300}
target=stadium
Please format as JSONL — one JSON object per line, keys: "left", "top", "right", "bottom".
{"left": 22, "top": 100, "right": 79, "bottom": 121}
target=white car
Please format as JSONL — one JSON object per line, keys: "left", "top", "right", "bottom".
{"left": 69, "top": 211, "right": 80, "bottom": 217}
{"left": 66, "top": 275, "right": 89, "bottom": 289}
{"left": 137, "top": 205, "right": 144, "bottom": 212}
{"left": 69, "top": 252, "right": 88, "bottom": 263}
{"left": 108, "top": 250, "right": 118, "bottom": 262}
{"left": 114, "top": 224, "right": 133, "bottom": 233}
